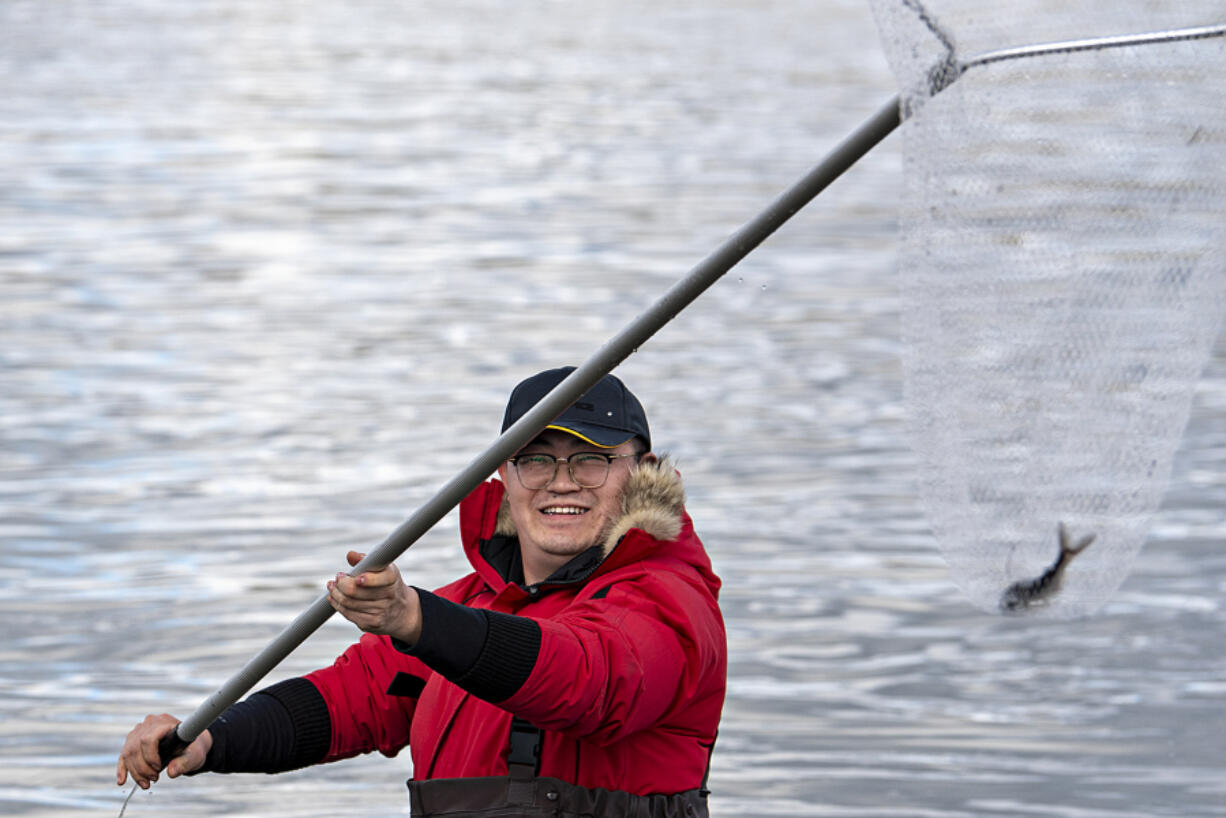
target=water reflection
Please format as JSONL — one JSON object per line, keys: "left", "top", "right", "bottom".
{"left": 3, "top": 1, "right": 1225, "bottom": 816}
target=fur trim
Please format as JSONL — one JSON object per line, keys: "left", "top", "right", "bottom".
{"left": 494, "top": 494, "right": 516, "bottom": 537}
{"left": 601, "top": 456, "right": 684, "bottom": 554}
{"left": 491, "top": 456, "right": 685, "bottom": 556}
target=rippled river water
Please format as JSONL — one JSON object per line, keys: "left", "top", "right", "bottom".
{"left": 3, "top": 2, "right": 1224, "bottom": 816}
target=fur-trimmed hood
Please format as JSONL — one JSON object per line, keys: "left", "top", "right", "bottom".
{"left": 492, "top": 456, "right": 686, "bottom": 557}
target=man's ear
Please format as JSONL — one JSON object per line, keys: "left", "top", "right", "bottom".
{"left": 639, "top": 451, "right": 658, "bottom": 465}
{"left": 496, "top": 463, "right": 508, "bottom": 482}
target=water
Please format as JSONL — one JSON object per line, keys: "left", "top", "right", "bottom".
{"left": 2, "top": 1, "right": 1224, "bottom": 816}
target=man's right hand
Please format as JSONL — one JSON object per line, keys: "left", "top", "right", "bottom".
{"left": 116, "top": 714, "right": 212, "bottom": 789}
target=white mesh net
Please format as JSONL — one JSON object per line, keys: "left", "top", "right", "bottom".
{"left": 868, "top": 0, "right": 1226, "bottom": 616}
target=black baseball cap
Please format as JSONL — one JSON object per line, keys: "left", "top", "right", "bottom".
{"left": 501, "top": 366, "right": 651, "bottom": 451}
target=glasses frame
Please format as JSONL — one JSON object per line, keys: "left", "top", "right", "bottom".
{"left": 507, "top": 451, "right": 642, "bottom": 490}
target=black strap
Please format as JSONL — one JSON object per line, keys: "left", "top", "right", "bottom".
{"left": 506, "top": 716, "right": 542, "bottom": 781}
{"left": 699, "top": 731, "right": 718, "bottom": 798}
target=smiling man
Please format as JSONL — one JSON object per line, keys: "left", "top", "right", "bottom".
{"left": 119, "top": 367, "right": 727, "bottom": 818}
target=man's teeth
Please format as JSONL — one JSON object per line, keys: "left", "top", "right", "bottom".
{"left": 543, "top": 507, "right": 586, "bottom": 515}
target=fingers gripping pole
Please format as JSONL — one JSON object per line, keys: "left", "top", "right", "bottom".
{"left": 157, "top": 95, "right": 904, "bottom": 758}
{"left": 157, "top": 730, "right": 190, "bottom": 768}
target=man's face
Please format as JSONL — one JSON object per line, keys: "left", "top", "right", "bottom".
{"left": 497, "top": 429, "right": 649, "bottom": 583}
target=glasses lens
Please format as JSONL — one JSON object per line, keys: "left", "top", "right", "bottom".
{"left": 514, "top": 454, "right": 557, "bottom": 489}
{"left": 569, "top": 453, "right": 611, "bottom": 488}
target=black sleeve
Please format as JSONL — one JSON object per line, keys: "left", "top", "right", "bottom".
{"left": 392, "top": 588, "right": 541, "bottom": 704}
{"left": 192, "top": 678, "right": 331, "bottom": 774}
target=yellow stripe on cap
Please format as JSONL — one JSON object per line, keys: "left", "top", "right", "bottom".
{"left": 545, "top": 425, "right": 633, "bottom": 449}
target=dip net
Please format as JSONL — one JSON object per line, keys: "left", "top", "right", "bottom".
{"left": 867, "top": 1, "right": 1226, "bottom": 616}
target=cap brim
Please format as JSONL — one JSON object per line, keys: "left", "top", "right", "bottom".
{"left": 546, "top": 423, "right": 637, "bottom": 449}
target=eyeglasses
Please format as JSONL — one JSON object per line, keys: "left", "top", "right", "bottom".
{"left": 508, "top": 452, "right": 641, "bottom": 490}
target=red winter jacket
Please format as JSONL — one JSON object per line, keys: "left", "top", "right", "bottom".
{"left": 304, "top": 459, "right": 726, "bottom": 796}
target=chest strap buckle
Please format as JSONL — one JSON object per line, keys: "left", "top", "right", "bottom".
{"left": 507, "top": 716, "right": 542, "bottom": 781}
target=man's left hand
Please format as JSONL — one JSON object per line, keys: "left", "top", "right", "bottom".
{"left": 327, "top": 551, "right": 422, "bottom": 645}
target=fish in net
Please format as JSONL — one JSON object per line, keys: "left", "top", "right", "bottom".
{"left": 867, "top": 0, "right": 1226, "bottom": 617}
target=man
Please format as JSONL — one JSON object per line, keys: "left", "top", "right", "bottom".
{"left": 118, "top": 367, "right": 727, "bottom": 817}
